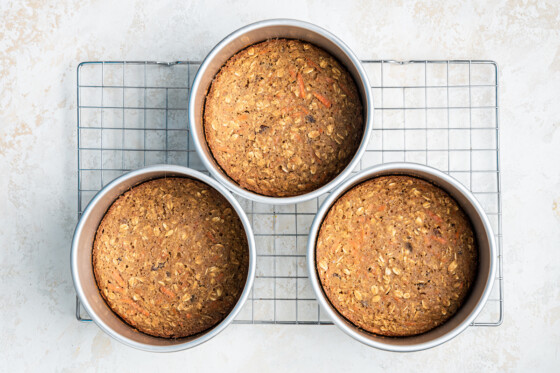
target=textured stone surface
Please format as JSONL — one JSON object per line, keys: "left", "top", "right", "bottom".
{"left": 1, "top": 0, "right": 559, "bottom": 371}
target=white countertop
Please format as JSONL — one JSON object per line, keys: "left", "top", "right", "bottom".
{"left": 1, "top": 0, "right": 559, "bottom": 371}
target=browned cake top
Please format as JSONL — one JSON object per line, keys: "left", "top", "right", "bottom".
{"left": 316, "top": 175, "right": 478, "bottom": 336}
{"left": 204, "top": 39, "right": 364, "bottom": 197}
{"left": 92, "top": 178, "right": 249, "bottom": 338}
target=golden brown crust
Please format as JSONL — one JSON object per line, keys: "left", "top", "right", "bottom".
{"left": 316, "top": 176, "right": 478, "bottom": 336}
{"left": 204, "top": 39, "right": 363, "bottom": 197}
{"left": 92, "top": 178, "right": 249, "bottom": 338}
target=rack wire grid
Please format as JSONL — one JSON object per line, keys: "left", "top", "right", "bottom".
{"left": 76, "top": 59, "right": 503, "bottom": 327}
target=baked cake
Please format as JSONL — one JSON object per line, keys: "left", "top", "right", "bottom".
{"left": 92, "top": 178, "right": 249, "bottom": 338}
{"left": 204, "top": 39, "right": 363, "bottom": 197}
{"left": 316, "top": 175, "right": 478, "bottom": 336}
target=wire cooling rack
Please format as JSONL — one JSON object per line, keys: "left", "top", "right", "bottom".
{"left": 76, "top": 60, "right": 503, "bottom": 327}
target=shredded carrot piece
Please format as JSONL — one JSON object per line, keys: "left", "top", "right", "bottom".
{"left": 337, "top": 81, "right": 355, "bottom": 99}
{"left": 312, "top": 92, "right": 332, "bottom": 108}
{"left": 213, "top": 145, "right": 234, "bottom": 153}
{"left": 281, "top": 106, "right": 293, "bottom": 115}
{"left": 430, "top": 235, "right": 447, "bottom": 245}
{"left": 426, "top": 209, "right": 444, "bottom": 224}
{"left": 305, "top": 57, "right": 322, "bottom": 71}
{"left": 206, "top": 232, "right": 216, "bottom": 242}
{"left": 120, "top": 298, "right": 134, "bottom": 306}
{"left": 299, "top": 105, "right": 310, "bottom": 115}
{"left": 292, "top": 111, "right": 304, "bottom": 118}
{"left": 378, "top": 205, "right": 386, "bottom": 212}
{"left": 160, "top": 286, "right": 176, "bottom": 299}
{"left": 297, "top": 72, "right": 306, "bottom": 99}
{"left": 121, "top": 298, "right": 149, "bottom": 317}
{"left": 186, "top": 313, "right": 192, "bottom": 319}
{"left": 237, "top": 114, "right": 248, "bottom": 121}
{"left": 107, "top": 282, "right": 124, "bottom": 293}
{"left": 288, "top": 68, "right": 296, "bottom": 80}
{"left": 138, "top": 307, "right": 150, "bottom": 317}
{"left": 112, "top": 270, "right": 125, "bottom": 287}
{"left": 348, "top": 238, "right": 359, "bottom": 249}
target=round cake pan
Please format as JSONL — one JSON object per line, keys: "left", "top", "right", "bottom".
{"left": 71, "top": 165, "right": 256, "bottom": 352}
{"left": 307, "top": 162, "right": 497, "bottom": 352}
{"left": 189, "top": 19, "right": 373, "bottom": 205}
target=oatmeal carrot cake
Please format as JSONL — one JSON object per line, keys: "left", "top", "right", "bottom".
{"left": 204, "top": 39, "right": 363, "bottom": 197}
{"left": 316, "top": 175, "right": 478, "bottom": 336}
{"left": 92, "top": 178, "right": 249, "bottom": 338}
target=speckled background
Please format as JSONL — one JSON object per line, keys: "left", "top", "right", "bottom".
{"left": 1, "top": 0, "right": 559, "bottom": 371}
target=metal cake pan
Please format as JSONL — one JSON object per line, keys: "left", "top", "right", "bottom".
{"left": 71, "top": 165, "right": 256, "bottom": 352}
{"left": 307, "top": 162, "right": 497, "bottom": 352}
{"left": 188, "top": 19, "right": 373, "bottom": 205}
